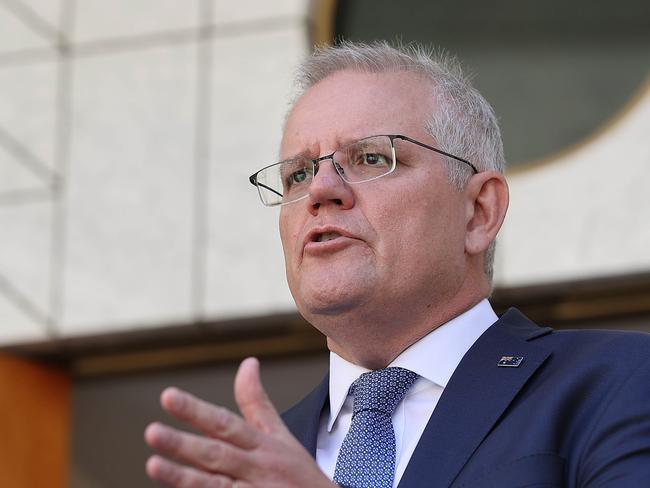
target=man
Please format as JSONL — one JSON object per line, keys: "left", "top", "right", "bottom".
{"left": 144, "top": 42, "right": 650, "bottom": 487}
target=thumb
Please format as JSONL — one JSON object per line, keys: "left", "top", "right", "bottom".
{"left": 234, "top": 357, "right": 286, "bottom": 435}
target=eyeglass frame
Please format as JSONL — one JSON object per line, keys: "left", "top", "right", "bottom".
{"left": 248, "top": 134, "right": 479, "bottom": 206}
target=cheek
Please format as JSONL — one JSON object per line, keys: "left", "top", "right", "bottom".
{"left": 278, "top": 221, "right": 300, "bottom": 293}
{"left": 278, "top": 215, "right": 298, "bottom": 263}
{"left": 372, "top": 191, "right": 464, "bottom": 266}
{"left": 372, "top": 181, "right": 444, "bottom": 232}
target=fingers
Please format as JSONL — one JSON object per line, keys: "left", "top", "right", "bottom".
{"left": 160, "top": 387, "right": 259, "bottom": 450}
{"left": 145, "top": 422, "right": 248, "bottom": 479}
{"left": 146, "top": 454, "right": 240, "bottom": 488}
{"left": 234, "top": 357, "right": 286, "bottom": 435}
{"left": 146, "top": 359, "right": 331, "bottom": 488}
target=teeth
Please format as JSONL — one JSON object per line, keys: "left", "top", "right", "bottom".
{"left": 317, "top": 232, "right": 340, "bottom": 242}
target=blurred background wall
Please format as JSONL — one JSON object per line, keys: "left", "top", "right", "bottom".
{"left": 0, "top": 0, "right": 648, "bottom": 486}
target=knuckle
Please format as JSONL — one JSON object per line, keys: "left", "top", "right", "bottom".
{"left": 211, "top": 407, "right": 238, "bottom": 439}
{"left": 201, "top": 442, "right": 224, "bottom": 470}
{"left": 211, "top": 406, "right": 228, "bottom": 429}
{"left": 202, "top": 442, "right": 242, "bottom": 474}
{"left": 218, "top": 446, "right": 241, "bottom": 472}
{"left": 164, "top": 430, "right": 182, "bottom": 453}
{"left": 184, "top": 476, "right": 205, "bottom": 488}
{"left": 208, "top": 475, "right": 231, "bottom": 488}
{"left": 180, "top": 470, "right": 215, "bottom": 488}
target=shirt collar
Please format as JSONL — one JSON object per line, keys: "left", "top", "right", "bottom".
{"left": 327, "top": 299, "right": 498, "bottom": 432}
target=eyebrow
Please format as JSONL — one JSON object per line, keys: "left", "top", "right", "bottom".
{"left": 281, "top": 135, "right": 373, "bottom": 162}
{"left": 283, "top": 148, "right": 314, "bottom": 161}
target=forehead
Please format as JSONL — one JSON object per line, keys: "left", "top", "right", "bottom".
{"left": 281, "top": 70, "right": 434, "bottom": 157}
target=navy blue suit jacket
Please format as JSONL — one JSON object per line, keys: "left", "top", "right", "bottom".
{"left": 282, "top": 309, "right": 650, "bottom": 487}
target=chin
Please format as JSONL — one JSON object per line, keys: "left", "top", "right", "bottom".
{"left": 288, "top": 259, "right": 377, "bottom": 318}
{"left": 294, "top": 283, "right": 367, "bottom": 318}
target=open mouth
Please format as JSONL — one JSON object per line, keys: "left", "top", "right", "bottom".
{"left": 313, "top": 231, "right": 342, "bottom": 243}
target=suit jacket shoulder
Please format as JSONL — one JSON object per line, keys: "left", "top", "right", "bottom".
{"left": 404, "top": 308, "right": 650, "bottom": 488}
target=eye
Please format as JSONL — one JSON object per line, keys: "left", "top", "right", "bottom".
{"left": 361, "top": 152, "right": 390, "bottom": 167}
{"left": 288, "top": 168, "right": 309, "bottom": 185}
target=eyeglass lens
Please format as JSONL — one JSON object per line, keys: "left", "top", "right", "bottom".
{"left": 256, "top": 135, "right": 395, "bottom": 206}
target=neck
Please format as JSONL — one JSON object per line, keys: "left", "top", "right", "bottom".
{"left": 317, "top": 291, "right": 488, "bottom": 370}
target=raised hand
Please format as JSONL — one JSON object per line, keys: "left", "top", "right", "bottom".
{"left": 144, "top": 357, "right": 335, "bottom": 488}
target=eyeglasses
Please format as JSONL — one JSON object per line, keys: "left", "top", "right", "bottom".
{"left": 248, "top": 134, "right": 478, "bottom": 207}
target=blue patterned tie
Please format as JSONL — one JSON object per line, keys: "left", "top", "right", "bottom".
{"left": 333, "top": 367, "right": 418, "bottom": 488}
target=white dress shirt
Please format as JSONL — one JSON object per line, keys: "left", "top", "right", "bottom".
{"left": 316, "top": 299, "right": 498, "bottom": 487}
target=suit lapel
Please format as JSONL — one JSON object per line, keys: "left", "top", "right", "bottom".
{"left": 282, "top": 374, "right": 329, "bottom": 456}
{"left": 399, "top": 309, "right": 552, "bottom": 488}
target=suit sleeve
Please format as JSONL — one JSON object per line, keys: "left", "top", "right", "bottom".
{"left": 579, "top": 353, "right": 650, "bottom": 487}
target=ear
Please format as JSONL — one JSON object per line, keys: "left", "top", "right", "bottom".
{"left": 464, "top": 171, "right": 509, "bottom": 256}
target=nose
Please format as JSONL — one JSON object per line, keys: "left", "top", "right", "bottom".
{"left": 307, "top": 158, "right": 355, "bottom": 214}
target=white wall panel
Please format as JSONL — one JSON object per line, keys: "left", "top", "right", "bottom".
{"left": 0, "top": 293, "right": 47, "bottom": 343}
{"left": 73, "top": 0, "right": 200, "bottom": 43}
{"left": 0, "top": 200, "right": 52, "bottom": 332}
{"left": 17, "top": 0, "right": 63, "bottom": 34}
{"left": 0, "top": 3, "right": 54, "bottom": 53}
{"left": 0, "top": 146, "right": 47, "bottom": 193}
{"left": 0, "top": 61, "right": 58, "bottom": 173}
{"left": 61, "top": 44, "right": 196, "bottom": 334}
{"left": 212, "top": 0, "right": 308, "bottom": 23}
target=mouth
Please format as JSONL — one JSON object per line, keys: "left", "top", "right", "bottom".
{"left": 303, "top": 227, "right": 358, "bottom": 255}
{"left": 313, "top": 231, "right": 342, "bottom": 243}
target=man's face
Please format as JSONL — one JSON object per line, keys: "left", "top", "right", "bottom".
{"left": 279, "top": 70, "right": 469, "bottom": 327}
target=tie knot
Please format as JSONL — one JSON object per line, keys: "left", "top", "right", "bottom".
{"left": 351, "top": 367, "right": 418, "bottom": 416}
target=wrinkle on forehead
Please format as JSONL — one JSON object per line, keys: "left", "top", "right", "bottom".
{"left": 280, "top": 70, "right": 434, "bottom": 160}
{"left": 281, "top": 134, "right": 371, "bottom": 161}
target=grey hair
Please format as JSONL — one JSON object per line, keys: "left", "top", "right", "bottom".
{"left": 290, "top": 41, "right": 505, "bottom": 283}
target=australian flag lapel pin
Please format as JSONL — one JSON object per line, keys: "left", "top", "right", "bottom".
{"left": 498, "top": 356, "right": 524, "bottom": 368}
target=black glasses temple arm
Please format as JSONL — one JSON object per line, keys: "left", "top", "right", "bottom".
{"left": 393, "top": 135, "right": 479, "bottom": 174}
{"left": 251, "top": 176, "right": 284, "bottom": 198}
